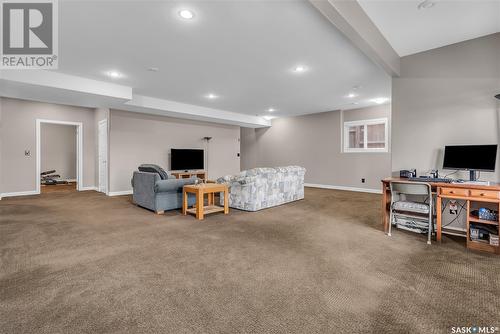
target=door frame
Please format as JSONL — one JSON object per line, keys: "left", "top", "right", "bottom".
{"left": 97, "top": 119, "right": 108, "bottom": 195}
{"left": 36, "top": 119, "right": 83, "bottom": 194}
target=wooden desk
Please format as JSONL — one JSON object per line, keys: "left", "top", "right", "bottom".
{"left": 382, "top": 177, "right": 500, "bottom": 254}
{"left": 182, "top": 183, "right": 229, "bottom": 220}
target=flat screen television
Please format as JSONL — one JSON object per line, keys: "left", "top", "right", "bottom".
{"left": 171, "top": 149, "right": 204, "bottom": 171}
{"left": 443, "top": 145, "right": 497, "bottom": 171}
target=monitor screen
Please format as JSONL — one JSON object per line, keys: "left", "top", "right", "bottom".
{"left": 171, "top": 149, "right": 204, "bottom": 171}
{"left": 443, "top": 145, "right": 497, "bottom": 171}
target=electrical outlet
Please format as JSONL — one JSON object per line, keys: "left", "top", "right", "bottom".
{"left": 361, "top": 178, "right": 365, "bottom": 183}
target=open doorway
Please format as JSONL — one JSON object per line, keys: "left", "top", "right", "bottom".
{"left": 36, "top": 119, "right": 83, "bottom": 194}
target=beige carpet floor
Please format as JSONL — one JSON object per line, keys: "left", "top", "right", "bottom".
{"left": 1, "top": 188, "right": 499, "bottom": 334}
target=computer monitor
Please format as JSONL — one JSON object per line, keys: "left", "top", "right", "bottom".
{"left": 443, "top": 145, "right": 498, "bottom": 180}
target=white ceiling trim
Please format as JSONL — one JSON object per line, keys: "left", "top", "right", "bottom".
{"left": 0, "top": 70, "right": 132, "bottom": 100}
{"left": 123, "top": 95, "right": 270, "bottom": 128}
{"left": 0, "top": 70, "right": 270, "bottom": 128}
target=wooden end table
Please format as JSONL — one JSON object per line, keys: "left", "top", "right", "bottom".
{"left": 182, "top": 183, "right": 229, "bottom": 220}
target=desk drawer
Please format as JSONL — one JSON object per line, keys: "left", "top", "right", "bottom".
{"left": 470, "top": 189, "right": 500, "bottom": 200}
{"left": 441, "top": 187, "right": 469, "bottom": 197}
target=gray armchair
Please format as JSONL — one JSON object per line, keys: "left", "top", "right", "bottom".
{"left": 132, "top": 171, "right": 197, "bottom": 214}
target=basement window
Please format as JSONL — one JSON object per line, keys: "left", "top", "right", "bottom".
{"left": 343, "top": 118, "right": 388, "bottom": 153}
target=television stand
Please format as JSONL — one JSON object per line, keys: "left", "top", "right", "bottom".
{"left": 171, "top": 170, "right": 207, "bottom": 180}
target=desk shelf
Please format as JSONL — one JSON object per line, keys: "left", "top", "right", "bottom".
{"left": 467, "top": 239, "right": 499, "bottom": 254}
{"left": 441, "top": 226, "right": 467, "bottom": 238}
{"left": 466, "top": 199, "right": 499, "bottom": 254}
{"left": 468, "top": 216, "right": 499, "bottom": 226}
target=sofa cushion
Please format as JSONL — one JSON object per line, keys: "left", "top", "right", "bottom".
{"left": 217, "top": 174, "right": 257, "bottom": 185}
{"left": 154, "top": 178, "right": 197, "bottom": 193}
{"left": 138, "top": 164, "right": 169, "bottom": 180}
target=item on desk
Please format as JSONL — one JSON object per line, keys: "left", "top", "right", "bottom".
{"left": 471, "top": 208, "right": 499, "bottom": 222}
{"left": 470, "top": 227, "right": 479, "bottom": 240}
{"left": 490, "top": 234, "right": 499, "bottom": 247}
{"left": 470, "top": 224, "right": 497, "bottom": 243}
{"left": 407, "top": 176, "right": 453, "bottom": 183}
{"left": 400, "top": 169, "right": 417, "bottom": 178}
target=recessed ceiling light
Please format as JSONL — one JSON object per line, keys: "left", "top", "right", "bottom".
{"left": 371, "top": 97, "right": 390, "bottom": 104}
{"left": 418, "top": 0, "right": 435, "bottom": 10}
{"left": 293, "top": 65, "right": 307, "bottom": 73}
{"left": 179, "top": 9, "right": 194, "bottom": 19}
{"left": 148, "top": 67, "right": 159, "bottom": 72}
{"left": 106, "top": 70, "right": 122, "bottom": 79}
{"left": 206, "top": 93, "right": 218, "bottom": 99}
{"left": 267, "top": 108, "right": 276, "bottom": 112}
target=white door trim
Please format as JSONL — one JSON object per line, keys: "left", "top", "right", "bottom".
{"left": 98, "top": 119, "right": 108, "bottom": 195}
{"left": 36, "top": 119, "right": 83, "bottom": 194}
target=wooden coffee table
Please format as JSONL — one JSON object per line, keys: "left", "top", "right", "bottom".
{"left": 182, "top": 183, "right": 229, "bottom": 220}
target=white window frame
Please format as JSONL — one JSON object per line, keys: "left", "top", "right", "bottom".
{"left": 343, "top": 117, "right": 389, "bottom": 153}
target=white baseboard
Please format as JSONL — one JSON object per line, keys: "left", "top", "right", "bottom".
{"left": 108, "top": 190, "right": 133, "bottom": 196}
{"left": 79, "top": 186, "right": 98, "bottom": 191}
{"left": 0, "top": 190, "right": 39, "bottom": 198}
{"left": 0, "top": 187, "right": 100, "bottom": 198}
{"left": 304, "top": 183, "right": 382, "bottom": 194}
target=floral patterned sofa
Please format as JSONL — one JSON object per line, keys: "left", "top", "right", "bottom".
{"left": 216, "top": 166, "right": 306, "bottom": 211}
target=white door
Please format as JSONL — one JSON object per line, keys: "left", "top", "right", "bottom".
{"left": 98, "top": 120, "right": 108, "bottom": 193}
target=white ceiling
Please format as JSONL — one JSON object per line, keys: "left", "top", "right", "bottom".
{"left": 53, "top": 0, "right": 391, "bottom": 118}
{"left": 358, "top": 0, "right": 500, "bottom": 57}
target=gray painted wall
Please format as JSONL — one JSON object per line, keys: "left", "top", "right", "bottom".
{"left": 108, "top": 110, "right": 241, "bottom": 193}
{"left": 240, "top": 104, "right": 391, "bottom": 191}
{"left": 392, "top": 33, "right": 500, "bottom": 182}
{"left": 0, "top": 97, "right": 97, "bottom": 194}
{"left": 40, "top": 123, "right": 76, "bottom": 180}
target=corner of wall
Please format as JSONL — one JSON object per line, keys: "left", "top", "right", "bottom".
{"left": 0, "top": 96, "right": 3, "bottom": 196}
